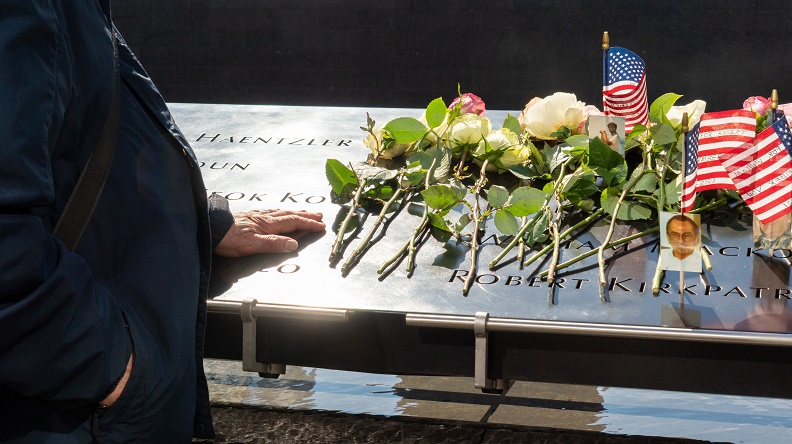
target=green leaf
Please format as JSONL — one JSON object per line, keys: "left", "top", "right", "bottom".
{"left": 351, "top": 161, "right": 398, "bottom": 182}
{"left": 447, "top": 177, "right": 469, "bottom": 201}
{"left": 487, "top": 185, "right": 509, "bottom": 208}
{"left": 565, "top": 134, "right": 590, "bottom": 148}
{"left": 505, "top": 186, "right": 547, "bottom": 216}
{"left": 494, "top": 210, "right": 520, "bottom": 235}
{"left": 549, "top": 125, "right": 572, "bottom": 141}
{"left": 421, "top": 184, "right": 461, "bottom": 210}
{"left": 455, "top": 213, "right": 472, "bottom": 234}
{"left": 503, "top": 113, "right": 522, "bottom": 136}
{"left": 601, "top": 188, "right": 653, "bottom": 220}
{"left": 425, "top": 98, "right": 447, "bottom": 129}
{"left": 526, "top": 211, "right": 549, "bottom": 247}
{"left": 649, "top": 123, "right": 677, "bottom": 146}
{"left": 383, "top": 117, "right": 428, "bottom": 144}
{"left": 325, "top": 159, "right": 358, "bottom": 195}
{"left": 547, "top": 145, "right": 572, "bottom": 173}
{"left": 507, "top": 164, "right": 540, "bottom": 179}
{"left": 659, "top": 178, "right": 680, "bottom": 206}
{"left": 625, "top": 169, "right": 657, "bottom": 194}
{"left": 364, "top": 185, "right": 394, "bottom": 201}
{"left": 405, "top": 171, "right": 425, "bottom": 186}
{"left": 529, "top": 142, "right": 546, "bottom": 173}
{"left": 627, "top": 124, "right": 647, "bottom": 140}
{"left": 562, "top": 172, "right": 599, "bottom": 199}
{"left": 585, "top": 137, "right": 628, "bottom": 186}
{"left": 409, "top": 146, "right": 452, "bottom": 182}
{"left": 573, "top": 198, "right": 595, "bottom": 212}
{"left": 427, "top": 212, "right": 451, "bottom": 232}
{"left": 585, "top": 137, "right": 624, "bottom": 170}
{"left": 649, "top": 92, "right": 682, "bottom": 125}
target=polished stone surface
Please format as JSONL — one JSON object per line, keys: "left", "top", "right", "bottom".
{"left": 172, "top": 103, "right": 792, "bottom": 335}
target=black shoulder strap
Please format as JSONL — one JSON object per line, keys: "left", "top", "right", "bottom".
{"left": 53, "top": 23, "right": 121, "bottom": 251}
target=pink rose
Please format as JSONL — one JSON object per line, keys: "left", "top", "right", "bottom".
{"left": 743, "top": 96, "right": 771, "bottom": 115}
{"left": 449, "top": 93, "right": 486, "bottom": 116}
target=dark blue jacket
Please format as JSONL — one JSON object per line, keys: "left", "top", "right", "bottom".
{"left": 0, "top": 1, "right": 228, "bottom": 441}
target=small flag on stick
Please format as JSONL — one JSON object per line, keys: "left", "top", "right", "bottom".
{"left": 720, "top": 118, "right": 792, "bottom": 224}
{"left": 602, "top": 46, "right": 649, "bottom": 133}
{"left": 680, "top": 110, "right": 755, "bottom": 212}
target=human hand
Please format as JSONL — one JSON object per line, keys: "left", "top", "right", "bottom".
{"left": 214, "top": 209, "right": 325, "bottom": 257}
{"left": 100, "top": 351, "right": 135, "bottom": 407}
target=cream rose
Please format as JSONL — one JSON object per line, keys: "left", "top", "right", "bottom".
{"left": 472, "top": 128, "right": 525, "bottom": 171}
{"left": 363, "top": 126, "right": 411, "bottom": 159}
{"left": 666, "top": 100, "right": 706, "bottom": 128}
{"left": 519, "top": 92, "right": 588, "bottom": 140}
{"left": 447, "top": 114, "right": 492, "bottom": 149}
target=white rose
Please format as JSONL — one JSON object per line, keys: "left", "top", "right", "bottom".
{"left": 447, "top": 114, "right": 492, "bottom": 149}
{"left": 666, "top": 100, "right": 706, "bottom": 128}
{"left": 496, "top": 144, "right": 531, "bottom": 170}
{"left": 472, "top": 128, "right": 525, "bottom": 171}
{"left": 521, "top": 92, "right": 588, "bottom": 140}
{"left": 363, "top": 126, "right": 411, "bottom": 159}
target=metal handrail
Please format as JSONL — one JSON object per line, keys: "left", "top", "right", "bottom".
{"left": 406, "top": 313, "right": 792, "bottom": 347}
{"left": 208, "top": 299, "right": 350, "bottom": 322}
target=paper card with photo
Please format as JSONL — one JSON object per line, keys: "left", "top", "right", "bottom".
{"left": 753, "top": 213, "right": 792, "bottom": 250}
{"left": 587, "top": 115, "right": 625, "bottom": 155}
{"left": 659, "top": 211, "right": 702, "bottom": 273}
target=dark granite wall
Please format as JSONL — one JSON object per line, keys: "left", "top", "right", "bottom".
{"left": 114, "top": 1, "right": 792, "bottom": 112}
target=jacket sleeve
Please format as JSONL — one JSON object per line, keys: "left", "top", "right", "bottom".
{"left": 0, "top": 1, "right": 132, "bottom": 407}
{"left": 208, "top": 194, "right": 234, "bottom": 250}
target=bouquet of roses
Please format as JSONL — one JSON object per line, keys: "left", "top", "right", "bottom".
{"left": 326, "top": 88, "right": 740, "bottom": 296}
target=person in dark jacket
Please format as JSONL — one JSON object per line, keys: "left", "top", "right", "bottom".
{"left": 0, "top": 1, "right": 325, "bottom": 442}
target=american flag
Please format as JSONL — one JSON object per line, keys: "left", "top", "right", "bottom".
{"left": 681, "top": 123, "right": 701, "bottom": 212}
{"left": 602, "top": 46, "right": 649, "bottom": 132}
{"left": 719, "top": 118, "right": 792, "bottom": 224}
{"left": 680, "top": 109, "right": 756, "bottom": 212}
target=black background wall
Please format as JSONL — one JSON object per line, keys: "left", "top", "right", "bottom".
{"left": 114, "top": 1, "right": 792, "bottom": 112}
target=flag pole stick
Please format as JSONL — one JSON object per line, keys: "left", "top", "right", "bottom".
{"left": 770, "top": 89, "right": 779, "bottom": 257}
{"left": 602, "top": 32, "right": 610, "bottom": 114}
{"left": 680, "top": 112, "right": 690, "bottom": 299}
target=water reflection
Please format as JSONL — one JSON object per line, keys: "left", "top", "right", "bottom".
{"left": 288, "top": 368, "right": 405, "bottom": 416}
{"left": 205, "top": 360, "right": 792, "bottom": 442}
{"left": 596, "top": 387, "right": 792, "bottom": 442}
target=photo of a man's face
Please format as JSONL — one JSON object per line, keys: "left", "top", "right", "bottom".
{"left": 660, "top": 212, "right": 702, "bottom": 272}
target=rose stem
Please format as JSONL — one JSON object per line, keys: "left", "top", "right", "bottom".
{"left": 376, "top": 158, "right": 437, "bottom": 274}
{"left": 547, "top": 212, "right": 561, "bottom": 283}
{"left": 489, "top": 159, "right": 578, "bottom": 270}
{"left": 523, "top": 208, "right": 604, "bottom": 268}
{"left": 405, "top": 158, "right": 438, "bottom": 273}
{"left": 455, "top": 147, "right": 469, "bottom": 179}
{"left": 330, "top": 179, "right": 367, "bottom": 261}
{"left": 540, "top": 227, "right": 659, "bottom": 277}
{"left": 462, "top": 159, "right": 489, "bottom": 296}
{"left": 341, "top": 184, "right": 406, "bottom": 274}
{"left": 701, "top": 246, "right": 712, "bottom": 271}
{"left": 597, "top": 165, "right": 646, "bottom": 286}
{"left": 487, "top": 205, "right": 548, "bottom": 269}
{"left": 517, "top": 217, "right": 527, "bottom": 268}
{"left": 546, "top": 161, "right": 571, "bottom": 284}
